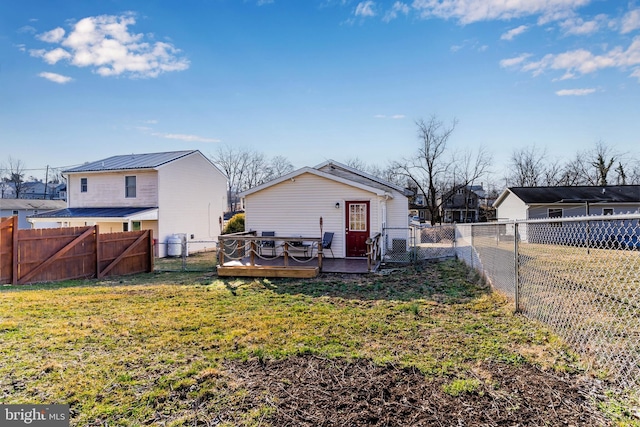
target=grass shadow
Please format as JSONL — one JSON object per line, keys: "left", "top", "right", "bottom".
{"left": 250, "top": 259, "right": 491, "bottom": 304}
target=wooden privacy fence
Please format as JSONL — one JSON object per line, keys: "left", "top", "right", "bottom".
{"left": 0, "top": 216, "right": 153, "bottom": 285}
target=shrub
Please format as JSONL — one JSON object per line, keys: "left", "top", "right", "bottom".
{"left": 223, "top": 213, "right": 245, "bottom": 234}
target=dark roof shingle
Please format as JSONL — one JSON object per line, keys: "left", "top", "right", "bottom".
{"left": 510, "top": 186, "right": 640, "bottom": 204}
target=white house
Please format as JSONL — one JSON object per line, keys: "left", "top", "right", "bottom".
{"left": 28, "top": 150, "right": 228, "bottom": 257}
{"left": 495, "top": 186, "right": 640, "bottom": 221}
{"left": 0, "top": 199, "right": 66, "bottom": 229}
{"left": 240, "top": 160, "right": 411, "bottom": 258}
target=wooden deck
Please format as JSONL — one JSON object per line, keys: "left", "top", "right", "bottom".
{"left": 218, "top": 256, "right": 373, "bottom": 276}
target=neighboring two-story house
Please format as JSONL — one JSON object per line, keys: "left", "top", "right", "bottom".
{"left": 439, "top": 185, "right": 486, "bottom": 223}
{"left": 28, "top": 150, "right": 228, "bottom": 257}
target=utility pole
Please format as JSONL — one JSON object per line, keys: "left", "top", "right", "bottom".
{"left": 43, "top": 165, "right": 49, "bottom": 199}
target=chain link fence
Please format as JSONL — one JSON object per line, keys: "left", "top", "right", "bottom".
{"left": 456, "top": 214, "right": 640, "bottom": 396}
{"left": 154, "top": 237, "right": 218, "bottom": 272}
{"left": 383, "top": 225, "right": 455, "bottom": 263}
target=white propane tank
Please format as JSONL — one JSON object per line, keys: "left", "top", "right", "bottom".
{"left": 167, "top": 235, "right": 182, "bottom": 257}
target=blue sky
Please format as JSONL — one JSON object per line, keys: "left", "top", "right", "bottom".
{"left": 1, "top": 0, "right": 639, "bottom": 185}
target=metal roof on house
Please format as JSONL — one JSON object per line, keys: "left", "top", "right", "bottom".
{"left": 63, "top": 150, "right": 196, "bottom": 173}
{"left": 508, "top": 186, "right": 640, "bottom": 204}
{"left": 29, "top": 207, "right": 157, "bottom": 219}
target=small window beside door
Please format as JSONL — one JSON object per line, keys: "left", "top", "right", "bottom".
{"left": 125, "top": 176, "right": 136, "bottom": 198}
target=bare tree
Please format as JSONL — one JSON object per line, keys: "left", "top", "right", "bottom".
{"left": 4, "top": 157, "right": 26, "bottom": 199}
{"left": 591, "top": 141, "right": 616, "bottom": 186}
{"left": 506, "top": 145, "right": 548, "bottom": 187}
{"left": 270, "top": 155, "right": 294, "bottom": 178}
{"left": 393, "top": 115, "right": 491, "bottom": 225}
{"left": 210, "top": 146, "right": 296, "bottom": 212}
{"left": 211, "top": 146, "right": 251, "bottom": 212}
{"left": 345, "top": 158, "right": 404, "bottom": 186}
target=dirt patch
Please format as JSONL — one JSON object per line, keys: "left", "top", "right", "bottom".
{"left": 218, "top": 355, "right": 610, "bottom": 426}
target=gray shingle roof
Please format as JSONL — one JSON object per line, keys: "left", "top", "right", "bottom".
{"left": 63, "top": 150, "right": 196, "bottom": 173}
{"left": 510, "top": 186, "right": 640, "bottom": 204}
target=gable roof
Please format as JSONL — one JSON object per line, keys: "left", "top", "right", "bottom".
{"left": 240, "top": 159, "right": 410, "bottom": 198}
{"left": 63, "top": 150, "right": 197, "bottom": 173}
{"left": 496, "top": 185, "right": 640, "bottom": 207}
{"left": 314, "top": 160, "right": 412, "bottom": 196}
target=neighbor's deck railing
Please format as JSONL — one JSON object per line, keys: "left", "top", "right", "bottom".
{"left": 366, "top": 232, "right": 382, "bottom": 272}
{"left": 218, "top": 231, "right": 324, "bottom": 270}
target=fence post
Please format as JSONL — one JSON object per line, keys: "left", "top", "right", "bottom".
{"left": 514, "top": 222, "right": 520, "bottom": 313}
{"left": 12, "top": 216, "right": 18, "bottom": 285}
{"left": 470, "top": 225, "right": 474, "bottom": 269}
{"left": 181, "top": 235, "right": 187, "bottom": 271}
{"left": 95, "top": 225, "right": 100, "bottom": 279}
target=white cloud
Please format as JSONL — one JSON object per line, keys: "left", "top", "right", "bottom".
{"left": 43, "top": 48, "right": 72, "bottom": 64}
{"left": 37, "top": 27, "right": 65, "bottom": 43}
{"left": 411, "top": 0, "right": 590, "bottom": 25}
{"left": 29, "top": 14, "right": 189, "bottom": 79}
{"left": 18, "top": 25, "right": 37, "bottom": 34}
{"left": 38, "top": 72, "right": 73, "bottom": 84}
{"left": 555, "top": 88, "right": 596, "bottom": 96}
{"left": 621, "top": 9, "right": 640, "bottom": 34}
{"left": 374, "top": 114, "right": 405, "bottom": 119}
{"left": 501, "top": 25, "right": 529, "bottom": 41}
{"left": 151, "top": 133, "right": 221, "bottom": 143}
{"left": 512, "top": 36, "right": 640, "bottom": 81}
{"left": 499, "top": 53, "right": 532, "bottom": 68}
{"left": 355, "top": 1, "right": 376, "bottom": 17}
{"left": 383, "top": 2, "right": 410, "bottom": 22}
{"left": 559, "top": 14, "right": 607, "bottom": 35}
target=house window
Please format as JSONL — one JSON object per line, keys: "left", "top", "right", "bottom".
{"left": 132, "top": 221, "right": 141, "bottom": 231}
{"left": 123, "top": 222, "right": 128, "bottom": 232}
{"left": 548, "top": 208, "right": 562, "bottom": 227}
{"left": 125, "top": 176, "right": 136, "bottom": 198}
{"left": 603, "top": 208, "right": 614, "bottom": 216}
{"left": 12, "top": 210, "right": 18, "bottom": 215}
{"left": 81, "top": 178, "right": 88, "bottom": 193}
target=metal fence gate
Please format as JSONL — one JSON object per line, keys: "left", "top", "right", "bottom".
{"left": 382, "top": 224, "right": 456, "bottom": 263}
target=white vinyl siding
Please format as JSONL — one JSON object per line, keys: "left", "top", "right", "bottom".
{"left": 157, "top": 151, "right": 227, "bottom": 256}
{"left": 244, "top": 172, "right": 409, "bottom": 258}
{"left": 67, "top": 170, "right": 158, "bottom": 208}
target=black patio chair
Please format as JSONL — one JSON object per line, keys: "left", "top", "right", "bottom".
{"left": 320, "top": 232, "right": 334, "bottom": 258}
{"left": 258, "top": 231, "right": 276, "bottom": 256}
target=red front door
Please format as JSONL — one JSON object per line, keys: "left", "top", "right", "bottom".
{"left": 345, "top": 201, "right": 369, "bottom": 257}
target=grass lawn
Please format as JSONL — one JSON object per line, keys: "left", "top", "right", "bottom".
{"left": 0, "top": 259, "right": 638, "bottom": 426}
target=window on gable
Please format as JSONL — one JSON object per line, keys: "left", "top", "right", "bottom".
{"left": 125, "top": 176, "right": 136, "bottom": 198}
{"left": 81, "top": 178, "right": 88, "bottom": 193}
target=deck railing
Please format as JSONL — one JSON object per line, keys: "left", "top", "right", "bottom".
{"left": 218, "top": 232, "right": 324, "bottom": 270}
